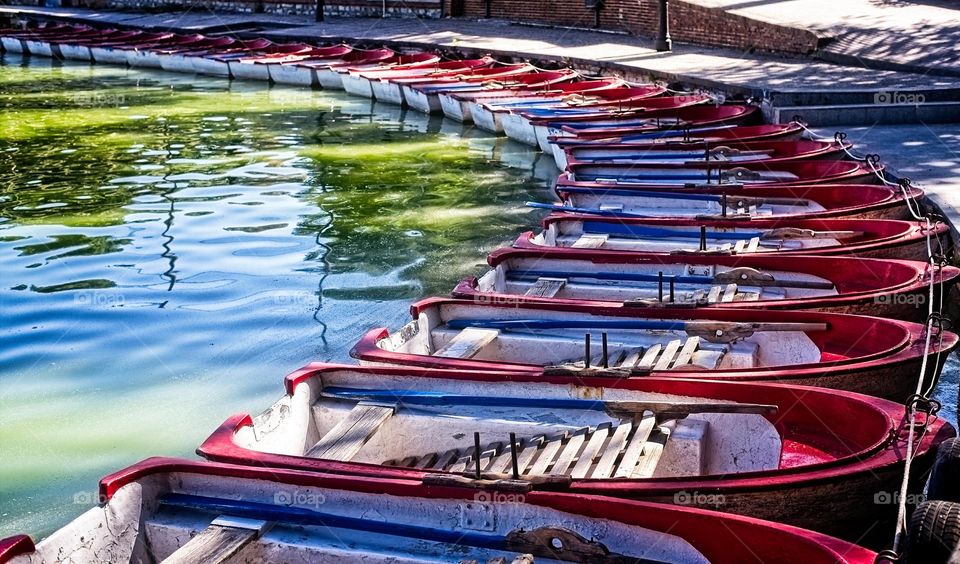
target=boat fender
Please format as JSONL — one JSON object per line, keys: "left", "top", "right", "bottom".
{"left": 928, "top": 438, "right": 960, "bottom": 503}
{"left": 905, "top": 500, "right": 960, "bottom": 563}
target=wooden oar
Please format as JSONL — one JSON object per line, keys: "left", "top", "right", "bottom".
{"left": 321, "top": 387, "right": 778, "bottom": 418}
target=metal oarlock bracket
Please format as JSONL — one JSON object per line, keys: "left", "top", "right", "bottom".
{"left": 904, "top": 394, "right": 941, "bottom": 419}
{"left": 834, "top": 131, "right": 848, "bottom": 144}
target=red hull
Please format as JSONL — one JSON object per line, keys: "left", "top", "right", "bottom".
{"left": 447, "top": 77, "right": 629, "bottom": 101}
{"left": 553, "top": 122, "right": 805, "bottom": 145}
{"left": 0, "top": 456, "right": 880, "bottom": 563}
{"left": 197, "top": 364, "right": 954, "bottom": 546}
{"left": 350, "top": 298, "right": 958, "bottom": 401}
{"left": 454, "top": 247, "right": 960, "bottom": 323}
{"left": 563, "top": 159, "right": 878, "bottom": 185}
{"left": 564, "top": 139, "right": 850, "bottom": 165}
{"left": 527, "top": 215, "right": 952, "bottom": 261}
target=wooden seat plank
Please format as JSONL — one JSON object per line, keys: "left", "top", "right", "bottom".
{"left": 449, "top": 447, "right": 478, "bottom": 473}
{"left": 435, "top": 328, "right": 499, "bottom": 359}
{"left": 571, "top": 234, "right": 608, "bottom": 249}
{"left": 162, "top": 517, "right": 268, "bottom": 564}
{"left": 720, "top": 283, "right": 738, "bottom": 303}
{"left": 671, "top": 337, "right": 701, "bottom": 369}
{"left": 591, "top": 420, "right": 633, "bottom": 479}
{"left": 479, "top": 442, "right": 502, "bottom": 472}
{"left": 414, "top": 453, "right": 438, "bottom": 469}
{"left": 305, "top": 402, "right": 396, "bottom": 461}
{"left": 525, "top": 277, "right": 567, "bottom": 298}
{"left": 653, "top": 339, "right": 683, "bottom": 371}
{"left": 746, "top": 237, "right": 761, "bottom": 252}
{"left": 613, "top": 412, "right": 657, "bottom": 478}
{"left": 706, "top": 285, "right": 722, "bottom": 304}
{"left": 733, "top": 240, "right": 745, "bottom": 254}
{"left": 528, "top": 432, "right": 569, "bottom": 475}
{"left": 620, "top": 348, "right": 643, "bottom": 368}
{"left": 570, "top": 423, "right": 613, "bottom": 479}
{"left": 632, "top": 430, "right": 670, "bottom": 478}
{"left": 549, "top": 428, "right": 589, "bottom": 475}
{"left": 636, "top": 344, "right": 662, "bottom": 371}
{"left": 429, "top": 448, "right": 460, "bottom": 470}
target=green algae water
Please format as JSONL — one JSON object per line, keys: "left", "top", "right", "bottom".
{"left": 0, "top": 54, "right": 559, "bottom": 537}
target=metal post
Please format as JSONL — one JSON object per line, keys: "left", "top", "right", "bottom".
{"left": 316, "top": 0, "right": 324, "bottom": 22}
{"left": 485, "top": 0, "right": 492, "bottom": 18}
{"left": 655, "top": 0, "right": 672, "bottom": 52}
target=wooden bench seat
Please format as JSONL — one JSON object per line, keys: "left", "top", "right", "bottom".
{"left": 305, "top": 402, "right": 396, "bottom": 461}
{"left": 571, "top": 233, "right": 608, "bottom": 249}
{"left": 434, "top": 327, "right": 499, "bottom": 359}
{"left": 524, "top": 277, "right": 566, "bottom": 298}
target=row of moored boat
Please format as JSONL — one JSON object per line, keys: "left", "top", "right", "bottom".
{"left": 2, "top": 21, "right": 959, "bottom": 564}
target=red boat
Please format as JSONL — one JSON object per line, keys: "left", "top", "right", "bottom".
{"left": 550, "top": 183, "right": 925, "bottom": 221}
{"left": 349, "top": 298, "right": 956, "bottom": 401}
{"left": 346, "top": 57, "right": 497, "bottom": 99}
{"left": 557, "top": 138, "right": 850, "bottom": 170}
{"left": 0, "top": 457, "right": 880, "bottom": 563}
{"left": 519, "top": 215, "right": 950, "bottom": 261}
{"left": 453, "top": 247, "right": 958, "bottom": 322}
{"left": 198, "top": 363, "right": 954, "bottom": 545}
{"left": 526, "top": 103, "right": 760, "bottom": 150}
{"left": 442, "top": 77, "right": 633, "bottom": 123}
{"left": 402, "top": 63, "right": 541, "bottom": 113}
{"left": 562, "top": 158, "right": 878, "bottom": 186}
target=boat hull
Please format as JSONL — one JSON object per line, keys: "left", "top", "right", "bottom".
{"left": 158, "top": 52, "right": 197, "bottom": 73}
{"left": 371, "top": 79, "right": 405, "bottom": 104}
{"left": 22, "top": 39, "right": 55, "bottom": 57}
{"left": 456, "top": 249, "right": 960, "bottom": 324}
{"left": 126, "top": 48, "right": 162, "bottom": 68}
{"left": 1, "top": 37, "right": 24, "bottom": 53}
{"left": 502, "top": 112, "right": 538, "bottom": 146}
{"left": 58, "top": 43, "right": 92, "bottom": 61}
{"left": 229, "top": 59, "right": 271, "bottom": 81}
{"left": 402, "top": 85, "right": 443, "bottom": 113}
{"left": 199, "top": 364, "right": 954, "bottom": 548}
{"left": 193, "top": 56, "right": 231, "bottom": 76}
{"left": 268, "top": 62, "right": 315, "bottom": 86}
{"left": 342, "top": 73, "right": 375, "bottom": 97}
{"left": 315, "top": 67, "right": 345, "bottom": 89}
{"left": 439, "top": 93, "right": 471, "bottom": 122}
{"left": 471, "top": 103, "right": 507, "bottom": 133}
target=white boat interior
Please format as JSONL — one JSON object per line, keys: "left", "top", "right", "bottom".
{"left": 373, "top": 301, "right": 823, "bottom": 374}
{"left": 558, "top": 190, "right": 826, "bottom": 218}
{"left": 13, "top": 466, "right": 716, "bottom": 563}
{"left": 235, "top": 368, "right": 783, "bottom": 483}
{"left": 570, "top": 166, "right": 800, "bottom": 184}
{"left": 531, "top": 219, "right": 848, "bottom": 254}
{"left": 473, "top": 256, "right": 838, "bottom": 304}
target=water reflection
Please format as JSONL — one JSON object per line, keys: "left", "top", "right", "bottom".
{"left": 0, "top": 53, "right": 554, "bottom": 537}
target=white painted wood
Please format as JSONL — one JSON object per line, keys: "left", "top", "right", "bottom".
{"left": 525, "top": 277, "right": 567, "bottom": 298}
{"left": 653, "top": 339, "right": 683, "bottom": 371}
{"left": 746, "top": 237, "right": 761, "bottom": 252}
{"left": 549, "top": 428, "right": 588, "bottom": 476}
{"left": 636, "top": 344, "right": 662, "bottom": 370}
{"left": 305, "top": 402, "right": 396, "bottom": 461}
{"left": 591, "top": 421, "right": 632, "bottom": 479}
{"left": 706, "top": 285, "right": 723, "bottom": 304}
{"left": 720, "top": 283, "right": 738, "bottom": 303}
{"left": 570, "top": 423, "right": 613, "bottom": 479}
{"left": 435, "top": 328, "right": 499, "bottom": 359}
{"left": 632, "top": 429, "right": 670, "bottom": 478}
{"left": 528, "top": 432, "right": 569, "bottom": 475}
{"left": 571, "top": 234, "right": 608, "bottom": 249}
{"left": 671, "top": 337, "right": 701, "bottom": 369}
{"left": 613, "top": 412, "right": 657, "bottom": 478}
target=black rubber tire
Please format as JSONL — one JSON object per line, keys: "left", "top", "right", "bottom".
{"left": 929, "top": 437, "right": 960, "bottom": 503}
{"left": 906, "top": 500, "right": 960, "bottom": 563}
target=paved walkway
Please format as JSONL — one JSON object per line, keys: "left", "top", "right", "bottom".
{"left": 4, "top": 5, "right": 959, "bottom": 99}
{"left": 687, "top": 0, "right": 960, "bottom": 76}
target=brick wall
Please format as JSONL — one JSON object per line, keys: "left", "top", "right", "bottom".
{"left": 445, "top": 0, "right": 820, "bottom": 54}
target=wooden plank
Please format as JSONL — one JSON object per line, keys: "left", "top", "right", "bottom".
{"left": 620, "top": 348, "right": 643, "bottom": 368}
{"left": 305, "top": 403, "right": 395, "bottom": 461}
{"left": 636, "top": 344, "right": 662, "bottom": 371}
{"left": 653, "top": 339, "right": 682, "bottom": 371}
{"left": 746, "top": 237, "right": 761, "bottom": 252}
{"left": 671, "top": 336, "right": 701, "bottom": 369}
{"left": 733, "top": 239, "right": 745, "bottom": 254}
{"left": 592, "top": 420, "right": 633, "bottom": 479}
{"left": 571, "top": 234, "right": 608, "bottom": 249}
{"left": 549, "top": 428, "right": 589, "bottom": 475}
{"left": 527, "top": 432, "right": 569, "bottom": 475}
{"left": 524, "top": 277, "right": 567, "bottom": 298}
{"left": 479, "top": 442, "right": 502, "bottom": 472}
{"left": 632, "top": 430, "right": 670, "bottom": 478}
{"left": 449, "top": 447, "right": 478, "bottom": 473}
{"left": 570, "top": 423, "right": 612, "bottom": 479}
{"left": 513, "top": 436, "right": 546, "bottom": 475}
{"left": 162, "top": 518, "right": 267, "bottom": 564}
{"left": 435, "top": 328, "right": 499, "bottom": 359}
{"left": 706, "top": 285, "right": 722, "bottom": 304}
{"left": 720, "top": 283, "right": 738, "bottom": 303}
{"left": 613, "top": 412, "right": 657, "bottom": 478}
{"left": 691, "top": 349, "right": 725, "bottom": 369}
{"left": 414, "top": 453, "right": 438, "bottom": 469}
{"left": 429, "top": 448, "right": 460, "bottom": 470}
